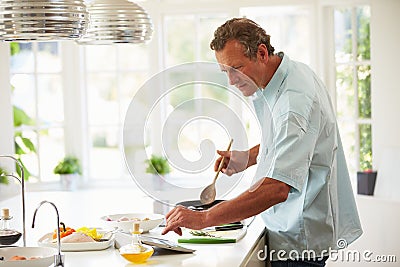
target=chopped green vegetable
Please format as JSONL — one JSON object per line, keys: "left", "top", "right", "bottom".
{"left": 189, "top": 230, "right": 218, "bottom": 238}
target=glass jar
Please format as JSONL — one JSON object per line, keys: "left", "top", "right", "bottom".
{"left": 0, "top": 208, "right": 22, "bottom": 245}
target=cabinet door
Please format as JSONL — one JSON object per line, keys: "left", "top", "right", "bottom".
{"left": 242, "top": 230, "right": 270, "bottom": 267}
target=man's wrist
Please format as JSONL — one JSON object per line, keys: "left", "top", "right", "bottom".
{"left": 202, "top": 210, "right": 214, "bottom": 228}
{"left": 247, "top": 145, "right": 260, "bottom": 167}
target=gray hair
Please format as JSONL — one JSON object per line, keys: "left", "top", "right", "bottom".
{"left": 210, "top": 18, "right": 275, "bottom": 59}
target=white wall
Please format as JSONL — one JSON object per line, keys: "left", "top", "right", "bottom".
{"left": 0, "top": 42, "right": 20, "bottom": 200}
{"left": 327, "top": 196, "right": 400, "bottom": 267}
{"left": 371, "top": 0, "right": 400, "bottom": 168}
{"left": 0, "top": 42, "right": 14, "bottom": 158}
{"left": 370, "top": 0, "right": 400, "bottom": 201}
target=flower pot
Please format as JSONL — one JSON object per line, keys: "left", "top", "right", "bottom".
{"left": 151, "top": 174, "right": 168, "bottom": 191}
{"left": 357, "top": 171, "right": 377, "bottom": 196}
{"left": 60, "top": 173, "right": 79, "bottom": 191}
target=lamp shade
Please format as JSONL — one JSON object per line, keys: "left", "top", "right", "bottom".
{"left": 77, "top": 0, "right": 153, "bottom": 45}
{"left": 0, "top": 0, "right": 88, "bottom": 42}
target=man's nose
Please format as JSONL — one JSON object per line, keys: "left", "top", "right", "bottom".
{"left": 227, "top": 70, "right": 239, "bottom": 85}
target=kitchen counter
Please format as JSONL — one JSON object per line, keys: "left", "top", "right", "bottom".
{"left": 0, "top": 188, "right": 267, "bottom": 266}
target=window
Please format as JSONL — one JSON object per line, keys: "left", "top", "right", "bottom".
{"left": 164, "top": 14, "right": 226, "bottom": 67}
{"left": 334, "top": 6, "right": 372, "bottom": 175}
{"left": 1, "top": 1, "right": 373, "bottom": 188}
{"left": 240, "top": 6, "right": 312, "bottom": 66}
{"left": 7, "top": 41, "right": 151, "bottom": 184}
{"left": 10, "top": 42, "right": 65, "bottom": 182}
{"left": 160, "top": 9, "right": 315, "bottom": 181}
{"left": 83, "top": 44, "right": 150, "bottom": 180}
{"left": 161, "top": 14, "right": 234, "bottom": 181}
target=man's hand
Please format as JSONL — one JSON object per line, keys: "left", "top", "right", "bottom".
{"left": 161, "top": 206, "right": 207, "bottom": 236}
{"left": 214, "top": 145, "right": 260, "bottom": 176}
{"left": 214, "top": 150, "right": 250, "bottom": 176}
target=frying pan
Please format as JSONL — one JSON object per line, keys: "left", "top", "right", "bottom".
{"left": 176, "top": 199, "right": 225, "bottom": 211}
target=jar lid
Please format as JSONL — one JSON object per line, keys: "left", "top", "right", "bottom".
{"left": 132, "top": 222, "right": 140, "bottom": 234}
{"left": 1, "top": 208, "right": 10, "bottom": 219}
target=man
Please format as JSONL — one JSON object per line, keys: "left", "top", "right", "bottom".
{"left": 162, "top": 18, "right": 362, "bottom": 266}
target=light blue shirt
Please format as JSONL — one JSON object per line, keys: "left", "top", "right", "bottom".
{"left": 251, "top": 54, "right": 362, "bottom": 260}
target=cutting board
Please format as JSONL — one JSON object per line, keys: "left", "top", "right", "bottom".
{"left": 177, "top": 226, "right": 247, "bottom": 244}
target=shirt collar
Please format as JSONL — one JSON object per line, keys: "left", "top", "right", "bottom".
{"left": 251, "top": 53, "right": 290, "bottom": 108}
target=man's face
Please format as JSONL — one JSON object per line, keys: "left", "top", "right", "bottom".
{"left": 215, "top": 39, "right": 262, "bottom": 97}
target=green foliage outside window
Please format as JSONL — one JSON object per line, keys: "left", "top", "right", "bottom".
{"left": 356, "top": 7, "right": 372, "bottom": 171}
{"left": 357, "top": 11, "right": 370, "bottom": 61}
{"left": 359, "top": 124, "right": 372, "bottom": 170}
{"left": 358, "top": 65, "right": 371, "bottom": 119}
{"left": 336, "top": 6, "right": 372, "bottom": 171}
{"left": 10, "top": 43, "right": 37, "bottom": 180}
{"left": 0, "top": 167, "right": 9, "bottom": 184}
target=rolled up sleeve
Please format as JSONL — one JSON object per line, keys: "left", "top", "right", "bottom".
{"left": 268, "top": 111, "right": 319, "bottom": 192}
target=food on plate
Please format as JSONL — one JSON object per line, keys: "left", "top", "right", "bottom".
{"left": 8, "top": 255, "right": 41, "bottom": 261}
{"left": 117, "top": 216, "right": 130, "bottom": 221}
{"left": 52, "top": 222, "right": 75, "bottom": 239}
{"left": 106, "top": 216, "right": 150, "bottom": 222}
{"left": 50, "top": 225, "right": 104, "bottom": 243}
{"left": 76, "top": 227, "right": 103, "bottom": 241}
{"left": 61, "top": 232, "right": 95, "bottom": 243}
{"left": 9, "top": 255, "right": 26, "bottom": 261}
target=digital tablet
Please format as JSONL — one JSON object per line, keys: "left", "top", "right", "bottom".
{"left": 114, "top": 232, "right": 195, "bottom": 253}
{"left": 141, "top": 236, "right": 195, "bottom": 253}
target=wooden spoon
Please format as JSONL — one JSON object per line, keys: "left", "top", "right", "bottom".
{"left": 200, "top": 139, "right": 233, "bottom": 205}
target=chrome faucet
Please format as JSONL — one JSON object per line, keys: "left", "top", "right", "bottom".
{"left": 32, "top": 200, "right": 64, "bottom": 267}
{"left": 0, "top": 155, "right": 26, "bottom": 247}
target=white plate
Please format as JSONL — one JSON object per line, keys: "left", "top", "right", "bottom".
{"left": 37, "top": 229, "right": 115, "bottom": 252}
{"left": 0, "top": 247, "right": 57, "bottom": 267}
{"left": 100, "top": 213, "right": 164, "bottom": 233}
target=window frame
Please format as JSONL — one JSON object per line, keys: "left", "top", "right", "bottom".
{"left": 0, "top": 0, "right": 373, "bottom": 189}
{"left": 321, "top": 2, "right": 372, "bottom": 180}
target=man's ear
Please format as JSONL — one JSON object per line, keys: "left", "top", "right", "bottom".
{"left": 258, "top": 44, "right": 268, "bottom": 60}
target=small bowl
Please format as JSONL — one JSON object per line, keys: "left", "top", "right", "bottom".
{"left": 100, "top": 213, "right": 164, "bottom": 233}
{"left": 119, "top": 244, "right": 154, "bottom": 264}
{"left": 0, "top": 247, "right": 57, "bottom": 267}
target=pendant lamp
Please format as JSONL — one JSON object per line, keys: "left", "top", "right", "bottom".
{"left": 77, "top": 0, "right": 153, "bottom": 45}
{"left": 0, "top": 0, "right": 88, "bottom": 42}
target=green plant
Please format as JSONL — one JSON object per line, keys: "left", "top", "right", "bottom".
{"left": 145, "top": 155, "right": 170, "bottom": 175}
{"left": 13, "top": 106, "right": 36, "bottom": 180}
{"left": 0, "top": 167, "right": 9, "bottom": 185}
{"left": 11, "top": 42, "right": 37, "bottom": 181}
{"left": 53, "top": 156, "right": 82, "bottom": 175}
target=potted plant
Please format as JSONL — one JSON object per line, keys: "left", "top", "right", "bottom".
{"left": 357, "top": 169, "right": 377, "bottom": 196}
{"left": 145, "top": 155, "right": 170, "bottom": 190}
{"left": 53, "top": 156, "right": 82, "bottom": 191}
{"left": 145, "top": 155, "right": 171, "bottom": 175}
